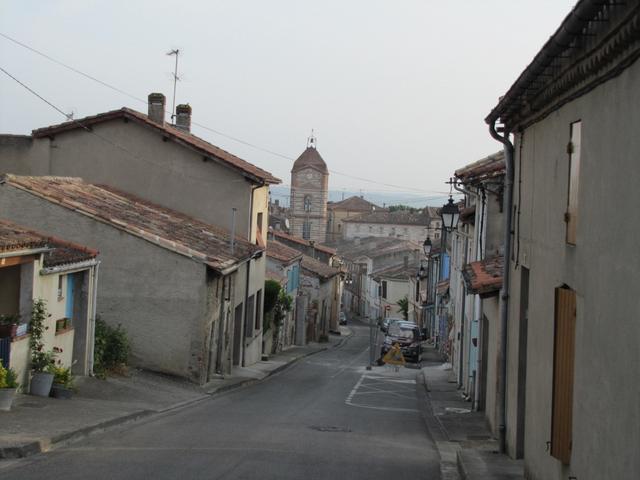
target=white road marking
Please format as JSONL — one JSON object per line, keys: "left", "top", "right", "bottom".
{"left": 345, "top": 372, "right": 419, "bottom": 413}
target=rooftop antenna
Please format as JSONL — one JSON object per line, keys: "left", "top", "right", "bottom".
{"left": 166, "top": 49, "right": 180, "bottom": 122}
{"left": 307, "top": 129, "right": 316, "bottom": 149}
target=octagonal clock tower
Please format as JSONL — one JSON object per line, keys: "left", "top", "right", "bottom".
{"left": 290, "top": 133, "right": 329, "bottom": 243}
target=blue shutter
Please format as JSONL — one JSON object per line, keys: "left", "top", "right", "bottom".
{"left": 65, "top": 275, "right": 75, "bottom": 318}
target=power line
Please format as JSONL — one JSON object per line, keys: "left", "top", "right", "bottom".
{"left": 0, "top": 32, "right": 445, "bottom": 194}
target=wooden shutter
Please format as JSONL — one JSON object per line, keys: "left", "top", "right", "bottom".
{"left": 566, "top": 121, "right": 581, "bottom": 245}
{"left": 551, "top": 287, "right": 577, "bottom": 464}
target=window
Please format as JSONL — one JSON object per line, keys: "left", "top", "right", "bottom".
{"left": 255, "top": 289, "right": 262, "bottom": 330}
{"left": 256, "top": 212, "right": 264, "bottom": 246}
{"left": 381, "top": 281, "right": 388, "bottom": 299}
{"left": 379, "top": 226, "right": 383, "bottom": 234}
{"left": 245, "top": 294, "right": 255, "bottom": 337}
{"left": 302, "top": 221, "right": 311, "bottom": 240}
{"left": 368, "top": 226, "right": 373, "bottom": 232}
{"left": 57, "top": 275, "right": 64, "bottom": 300}
{"left": 565, "top": 121, "right": 581, "bottom": 245}
{"left": 551, "top": 286, "right": 577, "bottom": 464}
{"left": 304, "top": 195, "right": 312, "bottom": 212}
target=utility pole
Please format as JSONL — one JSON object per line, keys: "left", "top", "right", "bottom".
{"left": 367, "top": 315, "right": 374, "bottom": 370}
{"left": 167, "top": 49, "right": 180, "bottom": 122}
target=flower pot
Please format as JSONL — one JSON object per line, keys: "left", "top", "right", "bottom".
{"left": 50, "top": 383, "right": 73, "bottom": 399}
{"left": 0, "top": 324, "right": 18, "bottom": 338}
{"left": 30, "top": 372, "right": 54, "bottom": 397}
{"left": 0, "top": 388, "right": 17, "bottom": 411}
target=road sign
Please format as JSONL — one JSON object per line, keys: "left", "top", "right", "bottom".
{"left": 382, "top": 343, "right": 405, "bottom": 366}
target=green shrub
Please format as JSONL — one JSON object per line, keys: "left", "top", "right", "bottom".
{"left": 94, "top": 318, "right": 130, "bottom": 377}
{"left": 47, "top": 364, "right": 74, "bottom": 389}
{"left": 0, "top": 360, "right": 19, "bottom": 389}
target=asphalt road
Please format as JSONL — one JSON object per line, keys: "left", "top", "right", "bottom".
{"left": 1, "top": 320, "right": 441, "bottom": 480}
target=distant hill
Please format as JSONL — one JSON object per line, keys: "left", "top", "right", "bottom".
{"left": 269, "top": 185, "right": 448, "bottom": 209}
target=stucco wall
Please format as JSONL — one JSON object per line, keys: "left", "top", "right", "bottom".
{"left": 344, "top": 222, "right": 430, "bottom": 243}
{"left": 507, "top": 60, "right": 640, "bottom": 479}
{"left": 0, "top": 185, "right": 210, "bottom": 382}
{"left": 0, "top": 121, "right": 254, "bottom": 238}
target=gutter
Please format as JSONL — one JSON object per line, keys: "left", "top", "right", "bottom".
{"left": 0, "top": 247, "right": 51, "bottom": 258}
{"left": 88, "top": 260, "right": 100, "bottom": 375}
{"left": 488, "top": 121, "right": 515, "bottom": 455}
{"left": 40, "top": 258, "right": 99, "bottom": 275}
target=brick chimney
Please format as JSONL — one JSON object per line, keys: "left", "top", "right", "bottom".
{"left": 175, "top": 104, "right": 192, "bottom": 132}
{"left": 148, "top": 93, "right": 166, "bottom": 125}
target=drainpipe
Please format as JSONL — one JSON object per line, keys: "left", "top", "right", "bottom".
{"left": 453, "top": 182, "right": 469, "bottom": 389}
{"left": 88, "top": 261, "right": 100, "bottom": 376}
{"left": 489, "top": 121, "right": 515, "bottom": 454}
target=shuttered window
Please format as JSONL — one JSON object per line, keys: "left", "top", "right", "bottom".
{"left": 381, "top": 281, "right": 388, "bottom": 299}
{"left": 565, "top": 121, "right": 581, "bottom": 245}
{"left": 551, "top": 286, "right": 577, "bottom": 464}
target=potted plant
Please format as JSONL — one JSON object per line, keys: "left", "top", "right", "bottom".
{"left": 29, "top": 299, "right": 56, "bottom": 397}
{"left": 0, "top": 359, "right": 19, "bottom": 411}
{"left": 0, "top": 314, "right": 20, "bottom": 338}
{"left": 47, "top": 364, "right": 74, "bottom": 399}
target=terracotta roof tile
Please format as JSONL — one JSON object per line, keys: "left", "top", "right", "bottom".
{"left": 462, "top": 255, "right": 504, "bottom": 297}
{"left": 272, "top": 231, "right": 336, "bottom": 255}
{"left": 0, "top": 219, "right": 98, "bottom": 267}
{"left": 1, "top": 175, "right": 260, "bottom": 272}
{"left": 267, "top": 241, "right": 303, "bottom": 264}
{"left": 31, "top": 108, "right": 280, "bottom": 184}
{"left": 343, "top": 210, "right": 434, "bottom": 226}
{"left": 372, "top": 263, "right": 418, "bottom": 280}
{"left": 327, "top": 196, "right": 380, "bottom": 212}
{"left": 291, "top": 147, "right": 328, "bottom": 174}
{"left": 301, "top": 254, "right": 340, "bottom": 280}
{"left": 455, "top": 151, "right": 505, "bottom": 185}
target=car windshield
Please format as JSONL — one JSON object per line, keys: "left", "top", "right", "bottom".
{"left": 388, "top": 324, "right": 416, "bottom": 341}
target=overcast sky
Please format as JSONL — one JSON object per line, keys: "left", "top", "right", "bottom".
{"left": 0, "top": 0, "right": 576, "bottom": 201}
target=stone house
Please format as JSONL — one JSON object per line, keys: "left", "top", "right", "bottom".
{"left": 271, "top": 230, "right": 336, "bottom": 265}
{"left": 0, "top": 220, "right": 98, "bottom": 389}
{"left": 299, "top": 255, "right": 341, "bottom": 341}
{"left": 485, "top": 2, "right": 640, "bottom": 478}
{"left": 266, "top": 240, "right": 302, "bottom": 352}
{"left": 0, "top": 175, "right": 263, "bottom": 383}
{"left": 341, "top": 208, "right": 441, "bottom": 243}
{"left": 444, "top": 152, "right": 505, "bottom": 412}
{"left": 334, "top": 237, "right": 421, "bottom": 320}
{"left": 326, "top": 196, "right": 380, "bottom": 242}
{"left": 0, "top": 94, "right": 280, "bottom": 367}
{"left": 372, "top": 261, "right": 418, "bottom": 321}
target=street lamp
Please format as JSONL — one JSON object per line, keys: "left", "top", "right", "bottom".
{"left": 422, "top": 236, "right": 432, "bottom": 257}
{"left": 440, "top": 196, "right": 460, "bottom": 231}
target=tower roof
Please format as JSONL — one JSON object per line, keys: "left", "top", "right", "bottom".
{"left": 291, "top": 147, "right": 328, "bottom": 174}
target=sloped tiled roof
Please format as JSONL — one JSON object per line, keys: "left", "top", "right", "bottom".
{"left": 267, "top": 241, "right": 303, "bottom": 264}
{"left": 1, "top": 175, "right": 260, "bottom": 273}
{"left": 343, "top": 210, "right": 433, "bottom": 226}
{"left": 291, "top": 146, "right": 328, "bottom": 174}
{"left": 334, "top": 237, "right": 421, "bottom": 261}
{"left": 301, "top": 254, "right": 340, "bottom": 280}
{"left": 455, "top": 151, "right": 505, "bottom": 185}
{"left": 462, "top": 255, "right": 504, "bottom": 297}
{"left": 372, "top": 263, "right": 418, "bottom": 281}
{"left": 327, "top": 196, "right": 380, "bottom": 212}
{"left": 272, "top": 231, "right": 336, "bottom": 255}
{"left": 31, "top": 108, "right": 280, "bottom": 184}
{"left": 0, "top": 219, "right": 98, "bottom": 267}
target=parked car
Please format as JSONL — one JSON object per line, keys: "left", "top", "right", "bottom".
{"left": 339, "top": 312, "right": 347, "bottom": 325}
{"left": 380, "top": 323, "right": 422, "bottom": 363}
{"left": 380, "top": 316, "right": 404, "bottom": 333}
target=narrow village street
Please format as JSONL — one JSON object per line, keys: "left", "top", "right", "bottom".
{"left": 0, "top": 320, "right": 441, "bottom": 480}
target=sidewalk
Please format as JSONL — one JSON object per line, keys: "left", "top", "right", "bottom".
{"left": 419, "top": 345, "right": 523, "bottom": 480}
{"left": 0, "top": 328, "right": 351, "bottom": 459}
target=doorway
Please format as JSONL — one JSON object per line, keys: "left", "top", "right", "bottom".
{"left": 233, "top": 304, "right": 243, "bottom": 366}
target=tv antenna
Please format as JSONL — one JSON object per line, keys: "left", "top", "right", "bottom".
{"left": 166, "top": 49, "right": 180, "bottom": 121}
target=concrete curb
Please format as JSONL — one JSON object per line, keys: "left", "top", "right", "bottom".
{"left": 0, "top": 344, "right": 333, "bottom": 460}
{"left": 416, "top": 370, "right": 461, "bottom": 480}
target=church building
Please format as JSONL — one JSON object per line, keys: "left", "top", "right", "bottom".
{"left": 290, "top": 134, "right": 329, "bottom": 243}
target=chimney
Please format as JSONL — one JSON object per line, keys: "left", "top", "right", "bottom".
{"left": 175, "top": 104, "right": 192, "bottom": 132}
{"left": 148, "top": 93, "right": 166, "bottom": 125}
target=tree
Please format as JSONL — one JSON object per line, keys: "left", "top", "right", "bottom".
{"left": 397, "top": 296, "right": 409, "bottom": 320}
